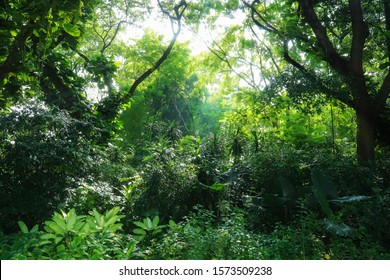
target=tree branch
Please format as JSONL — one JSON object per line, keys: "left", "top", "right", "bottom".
{"left": 242, "top": 0, "right": 280, "bottom": 34}
{"left": 299, "top": 0, "right": 351, "bottom": 76}
{"left": 348, "top": 0, "right": 369, "bottom": 78}
{"left": 119, "top": 0, "right": 187, "bottom": 104}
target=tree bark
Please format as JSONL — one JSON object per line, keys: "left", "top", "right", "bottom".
{"left": 356, "top": 107, "right": 376, "bottom": 162}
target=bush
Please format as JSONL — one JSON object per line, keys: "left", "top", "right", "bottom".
{"left": 129, "top": 138, "right": 202, "bottom": 221}
{"left": 148, "top": 206, "right": 265, "bottom": 260}
{"left": 0, "top": 105, "right": 133, "bottom": 233}
{"left": 0, "top": 207, "right": 136, "bottom": 260}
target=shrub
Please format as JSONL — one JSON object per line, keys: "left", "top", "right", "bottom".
{"left": 148, "top": 206, "right": 265, "bottom": 260}
{"left": 130, "top": 138, "right": 201, "bottom": 221}
{"left": 0, "top": 105, "right": 134, "bottom": 233}
{"left": 0, "top": 207, "right": 136, "bottom": 260}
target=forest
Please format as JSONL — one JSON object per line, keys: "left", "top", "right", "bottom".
{"left": 0, "top": 0, "right": 389, "bottom": 260}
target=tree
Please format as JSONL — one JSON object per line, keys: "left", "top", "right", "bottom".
{"left": 241, "top": 0, "right": 390, "bottom": 161}
{"left": 0, "top": 0, "right": 188, "bottom": 139}
{"left": 0, "top": 0, "right": 189, "bottom": 231}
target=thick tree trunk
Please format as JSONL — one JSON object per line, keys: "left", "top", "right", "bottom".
{"left": 356, "top": 109, "right": 376, "bottom": 162}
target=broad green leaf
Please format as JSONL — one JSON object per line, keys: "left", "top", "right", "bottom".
{"left": 39, "top": 240, "right": 52, "bottom": 246}
{"left": 133, "top": 228, "right": 146, "bottom": 235}
{"left": 152, "top": 216, "right": 160, "bottom": 227}
{"left": 52, "top": 213, "right": 67, "bottom": 230}
{"left": 105, "top": 207, "right": 118, "bottom": 219}
{"left": 56, "top": 244, "right": 66, "bottom": 252}
{"left": 126, "top": 241, "right": 136, "bottom": 259}
{"left": 66, "top": 213, "right": 77, "bottom": 230}
{"left": 133, "top": 221, "right": 148, "bottom": 230}
{"left": 323, "top": 220, "right": 358, "bottom": 238}
{"left": 10, "top": 30, "right": 18, "bottom": 37}
{"left": 134, "top": 235, "right": 145, "bottom": 242}
{"left": 169, "top": 219, "right": 177, "bottom": 228}
{"left": 107, "top": 223, "right": 122, "bottom": 233}
{"left": 41, "top": 233, "right": 57, "bottom": 240}
{"left": 145, "top": 217, "right": 153, "bottom": 229}
{"left": 45, "top": 221, "right": 65, "bottom": 235}
{"left": 105, "top": 207, "right": 116, "bottom": 218}
{"left": 63, "top": 23, "right": 80, "bottom": 37}
{"left": 18, "top": 221, "right": 29, "bottom": 234}
{"left": 30, "top": 224, "right": 39, "bottom": 233}
{"left": 74, "top": 220, "right": 86, "bottom": 232}
{"left": 91, "top": 209, "right": 104, "bottom": 227}
{"left": 103, "top": 216, "right": 119, "bottom": 228}
{"left": 209, "top": 182, "right": 225, "bottom": 191}
{"left": 54, "top": 236, "right": 64, "bottom": 244}
{"left": 311, "top": 169, "right": 335, "bottom": 217}
{"left": 82, "top": 223, "right": 91, "bottom": 234}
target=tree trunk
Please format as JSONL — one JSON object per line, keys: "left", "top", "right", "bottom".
{"left": 356, "top": 109, "right": 376, "bottom": 162}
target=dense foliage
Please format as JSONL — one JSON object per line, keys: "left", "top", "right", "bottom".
{"left": 1, "top": 0, "right": 389, "bottom": 260}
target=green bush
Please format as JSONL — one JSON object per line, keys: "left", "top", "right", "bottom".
{"left": 148, "top": 206, "right": 265, "bottom": 260}
{"left": 0, "top": 207, "right": 136, "bottom": 260}
{"left": 0, "top": 105, "right": 134, "bottom": 233}
{"left": 130, "top": 138, "right": 202, "bottom": 221}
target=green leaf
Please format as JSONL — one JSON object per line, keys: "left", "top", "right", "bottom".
{"left": 105, "top": 207, "right": 120, "bottom": 219}
{"left": 45, "top": 221, "right": 65, "bottom": 235}
{"left": 107, "top": 223, "right": 122, "bottom": 233}
{"left": 323, "top": 220, "right": 358, "bottom": 238}
{"left": 10, "top": 30, "right": 18, "bottom": 37}
{"left": 169, "top": 219, "right": 177, "bottom": 229}
{"left": 54, "top": 237, "right": 64, "bottom": 244}
{"left": 52, "top": 213, "right": 67, "bottom": 230}
{"left": 311, "top": 168, "right": 336, "bottom": 218}
{"left": 144, "top": 217, "right": 152, "bottom": 230}
{"left": 133, "top": 228, "right": 147, "bottom": 235}
{"left": 126, "top": 241, "right": 136, "bottom": 259}
{"left": 331, "top": 196, "right": 370, "bottom": 203}
{"left": 103, "top": 216, "right": 119, "bottom": 228}
{"left": 81, "top": 223, "right": 90, "bottom": 234}
{"left": 30, "top": 224, "right": 39, "bottom": 233}
{"left": 63, "top": 23, "right": 80, "bottom": 37}
{"left": 18, "top": 221, "right": 29, "bottom": 234}
{"left": 152, "top": 216, "right": 160, "bottom": 227}
{"left": 209, "top": 182, "right": 226, "bottom": 191}
{"left": 41, "top": 233, "right": 57, "bottom": 240}
{"left": 56, "top": 244, "right": 66, "bottom": 252}
{"left": 133, "top": 221, "right": 148, "bottom": 230}
{"left": 91, "top": 209, "right": 104, "bottom": 227}
{"left": 66, "top": 212, "right": 77, "bottom": 230}
{"left": 134, "top": 235, "right": 145, "bottom": 242}
{"left": 33, "top": 29, "right": 40, "bottom": 37}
